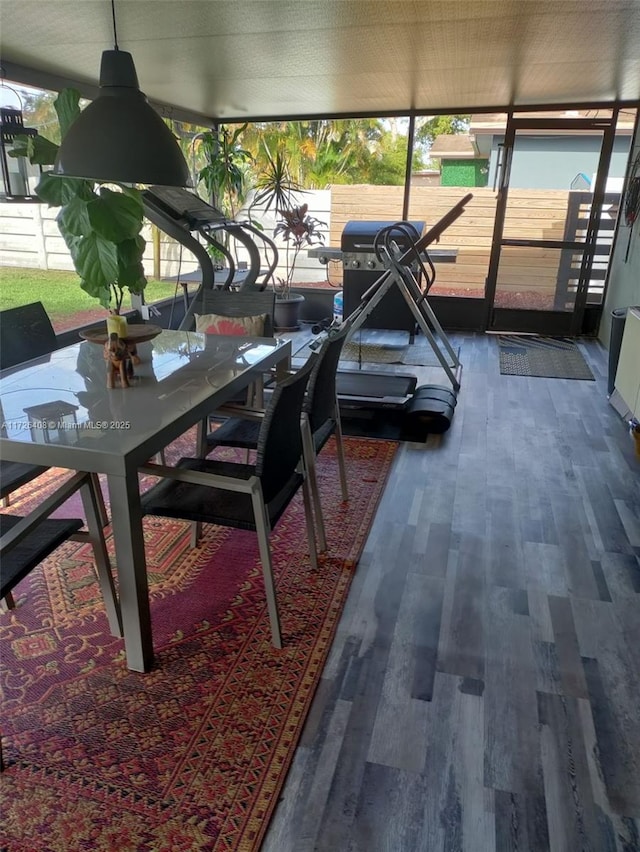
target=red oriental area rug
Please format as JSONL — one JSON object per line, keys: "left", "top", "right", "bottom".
{"left": 1, "top": 435, "right": 396, "bottom": 852}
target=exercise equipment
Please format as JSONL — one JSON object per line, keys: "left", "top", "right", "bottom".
{"left": 313, "top": 194, "right": 473, "bottom": 434}
{"left": 346, "top": 193, "right": 472, "bottom": 392}
{"left": 142, "top": 185, "right": 278, "bottom": 292}
{"left": 336, "top": 370, "right": 418, "bottom": 410}
{"left": 405, "top": 385, "right": 458, "bottom": 435}
{"left": 340, "top": 219, "right": 426, "bottom": 335}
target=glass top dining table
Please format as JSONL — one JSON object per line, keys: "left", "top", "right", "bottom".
{"left": 0, "top": 330, "right": 292, "bottom": 672}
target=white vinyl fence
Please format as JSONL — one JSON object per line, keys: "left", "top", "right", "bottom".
{"left": 0, "top": 189, "right": 332, "bottom": 285}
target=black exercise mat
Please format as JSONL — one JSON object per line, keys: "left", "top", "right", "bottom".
{"left": 498, "top": 335, "right": 595, "bottom": 380}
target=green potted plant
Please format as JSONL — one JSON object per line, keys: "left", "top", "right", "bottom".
{"left": 196, "top": 124, "right": 253, "bottom": 219}
{"left": 250, "top": 146, "right": 326, "bottom": 329}
{"left": 272, "top": 203, "right": 326, "bottom": 329}
{"left": 9, "top": 88, "right": 147, "bottom": 331}
{"left": 195, "top": 124, "right": 253, "bottom": 269}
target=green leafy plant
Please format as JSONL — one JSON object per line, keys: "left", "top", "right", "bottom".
{"left": 194, "top": 125, "right": 253, "bottom": 265}
{"left": 9, "top": 88, "right": 146, "bottom": 313}
{"left": 196, "top": 124, "right": 253, "bottom": 219}
{"left": 250, "top": 146, "right": 302, "bottom": 214}
{"left": 246, "top": 145, "right": 326, "bottom": 297}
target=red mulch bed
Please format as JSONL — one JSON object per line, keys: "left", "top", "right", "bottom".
{"left": 52, "top": 307, "right": 108, "bottom": 334}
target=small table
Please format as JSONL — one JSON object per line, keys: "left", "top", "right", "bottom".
{"left": 79, "top": 324, "right": 163, "bottom": 346}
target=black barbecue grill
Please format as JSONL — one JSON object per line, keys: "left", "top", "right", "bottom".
{"left": 308, "top": 220, "right": 459, "bottom": 333}
{"left": 340, "top": 220, "right": 425, "bottom": 334}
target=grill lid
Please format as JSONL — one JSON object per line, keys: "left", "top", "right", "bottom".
{"left": 341, "top": 220, "right": 426, "bottom": 252}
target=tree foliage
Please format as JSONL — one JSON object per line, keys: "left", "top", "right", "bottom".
{"left": 239, "top": 118, "right": 420, "bottom": 188}
{"left": 415, "top": 115, "right": 471, "bottom": 147}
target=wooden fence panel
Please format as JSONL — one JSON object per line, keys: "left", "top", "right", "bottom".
{"left": 329, "top": 185, "right": 573, "bottom": 295}
{"left": 329, "top": 185, "right": 497, "bottom": 293}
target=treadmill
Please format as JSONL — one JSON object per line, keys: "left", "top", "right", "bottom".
{"left": 142, "top": 185, "right": 278, "bottom": 292}
{"left": 336, "top": 369, "right": 418, "bottom": 410}
{"left": 330, "top": 194, "right": 473, "bottom": 431}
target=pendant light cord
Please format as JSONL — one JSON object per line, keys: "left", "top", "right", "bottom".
{"left": 111, "top": 0, "right": 119, "bottom": 50}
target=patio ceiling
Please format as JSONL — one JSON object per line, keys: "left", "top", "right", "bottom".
{"left": 1, "top": 0, "right": 639, "bottom": 125}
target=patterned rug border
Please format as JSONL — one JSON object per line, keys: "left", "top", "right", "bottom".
{"left": 1, "top": 435, "right": 397, "bottom": 852}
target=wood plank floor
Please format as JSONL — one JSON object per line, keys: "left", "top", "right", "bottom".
{"left": 263, "top": 330, "right": 640, "bottom": 852}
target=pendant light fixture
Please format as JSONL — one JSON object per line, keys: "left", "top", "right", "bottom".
{"left": 53, "top": 0, "right": 190, "bottom": 186}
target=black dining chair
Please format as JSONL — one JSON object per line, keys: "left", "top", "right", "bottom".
{"left": 1, "top": 470, "right": 122, "bottom": 638}
{"left": 0, "top": 301, "right": 58, "bottom": 371}
{"left": 0, "top": 302, "right": 59, "bottom": 509}
{"left": 1, "top": 462, "right": 109, "bottom": 529}
{"left": 0, "top": 460, "right": 48, "bottom": 504}
{"left": 138, "top": 357, "right": 318, "bottom": 649}
{"left": 203, "top": 323, "right": 351, "bottom": 551}
{"left": 179, "top": 289, "right": 276, "bottom": 336}
{"left": 179, "top": 289, "right": 278, "bottom": 409}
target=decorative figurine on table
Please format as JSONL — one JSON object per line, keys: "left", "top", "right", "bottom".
{"left": 128, "top": 341, "right": 141, "bottom": 366}
{"left": 104, "top": 333, "right": 134, "bottom": 389}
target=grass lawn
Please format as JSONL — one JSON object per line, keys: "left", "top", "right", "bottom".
{"left": 0, "top": 267, "right": 179, "bottom": 327}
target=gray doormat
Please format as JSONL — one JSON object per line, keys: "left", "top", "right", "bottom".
{"left": 498, "top": 335, "right": 595, "bottom": 380}
{"left": 341, "top": 340, "right": 407, "bottom": 363}
{"left": 294, "top": 338, "right": 455, "bottom": 368}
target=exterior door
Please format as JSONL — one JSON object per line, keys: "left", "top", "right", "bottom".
{"left": 485, "top": 115, "right": 618, "bottom": 335}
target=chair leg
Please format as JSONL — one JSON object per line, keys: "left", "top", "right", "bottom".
{"left": 301, "top": 417, "right": 327, "bottom": 552}
{"left": 190, "top": 420, "right": 208, "bottom": 545}
{"left": 251, "top": 490, "right": 282, "bottom": 649}
{"left": 2, "top": 592, "right": 16, "bottom": 610}
{"left": 300, "top": 474, "right": 319, "bottom": 573}
{"left": 190, "top": 521, "right": 203, "bottom": 547}
{"left": 80, "top": 479, "right": 123, "bottom": 638}
{"left": 334, "top": 398, "right": 349, "bottom": 502}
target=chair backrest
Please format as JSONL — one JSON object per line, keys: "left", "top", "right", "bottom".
{"left": 179, "top": 289, "right": 276, "bottom": 336}
{"left": 255, "top": 356, "right": 316, "bottom": 503}
{"left": 0, "top": 301, "right": 57, "bottom": 370}
{"left": 304, "top": 323, "right": 350, "bottom": 434}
